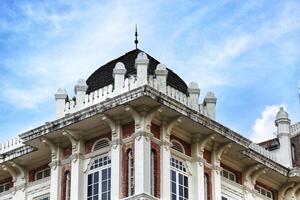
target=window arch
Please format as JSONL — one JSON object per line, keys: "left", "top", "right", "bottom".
{"left": 204, "top": 173, "right": 209, "bottom": 200}
{"left": 150, "top": 150, "right": 156, "bottom": 196}
{"left": 92, "top": 138, "right": 110, "bottom": 152}
{"left": 292, "top": 144, "right": 296, "bottom": 161}
{"left": 127, "top": 149, "right": 134, "bottom": 196}
{"left": 171, "top": 140, "right": 185, "bottom": 154}
{"left": 87, "top": 154, "right": 111, "bottom": 200}
{"left": 64, "top": 171, "right": 71, "bottom": 200}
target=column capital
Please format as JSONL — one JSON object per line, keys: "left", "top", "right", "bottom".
{"left": 40, "top": 137, "right": 59, "bottom": 160}
{"left": 49, "top": 160, "right": 61, "bottom": 170}
{"left": 132, "top": 131, "right": 153, "bottom": 141}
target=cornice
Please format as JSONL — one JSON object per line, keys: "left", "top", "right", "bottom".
{"left": 15, "top": 85, "right": 294, "bottom": 177}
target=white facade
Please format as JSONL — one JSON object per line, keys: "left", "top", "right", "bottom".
{"left": 0, "top": 49, "right": 300, "bottom": 200}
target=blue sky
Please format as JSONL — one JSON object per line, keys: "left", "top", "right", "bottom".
{"left": 0, "top": 0, "right": 299, "bottom": 143}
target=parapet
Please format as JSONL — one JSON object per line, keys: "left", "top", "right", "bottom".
{"left": 54, "top": 51, "right": 218, "bottom": 120}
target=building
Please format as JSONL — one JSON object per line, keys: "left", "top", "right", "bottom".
{"left": 0, "top": 47, "right": 300, "bottom": 200}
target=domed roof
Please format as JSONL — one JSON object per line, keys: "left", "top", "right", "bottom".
{"left": 86, "top": 49, "right": 188, "bottom": 94}
{"left": 276, "top": 107, "right": 289, "bottom": 120}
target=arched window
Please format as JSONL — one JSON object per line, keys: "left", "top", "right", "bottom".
{"left": 92, "top": 138, "right": 110, "bottom": 152}
{"left": 204, "top": 173, "right": 209, "bottom": 200}
{"left": 170, "top": 157, "right": 188, "bottom": 200}
{"left": 150, "top": 150, "right": 156, "bottom": 196}
{"left": 87, "top": 154, "right": 111, "bottom": 200}
{"left": 127, "top": 149, "right": 134, "bottom": 196}
{"left": 64, "top": 171, "right": 71, "bottom": 200}
{"left": 171, "top": 140, "right": 185, "bottom": 154}
{"left": 292, "top": 144, "right": 296, "bottom": 161}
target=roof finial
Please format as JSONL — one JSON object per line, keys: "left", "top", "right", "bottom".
{"left": 134, "top": 24, "right": 138, "bottom": 49}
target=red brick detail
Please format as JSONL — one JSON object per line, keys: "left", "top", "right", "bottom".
{"left": 28, "top": 164, "right": 50, "bottom": 182}
{"left": 60, "top": 164, "right": 71, "bottom": 200}
{"left": 204, "top": 149, "right": 211, "bottom": 164}
{"left": 255, "top": 182, "right": 278, "bottom": 200}
{"left": 151, "top": 141, "right": 160, "bottom": 198}
{"left": 170, "top": 135, "right": 191, "bottom": 156}
{"left": 85, "top": 133, "right": 111, "bottom": 154}
{"left": 150, "top": 123, "right": 160, "bottom": 139}
{"left": 220, "top": 163, "right": 242, "bottom": 184}
{"left": 122, "top": 121, "right": 135, "bottom": 139}
{"left": 121, "top": 144, "right": 134, "bottom": 198}
{"left": 0, "top": 177, "right": 13, "bottom": 188}
{"left": 62, "top": 147, "right": 72, "bottom": 159}
{"left": 204, "top": 167, "right": 212, "bottom": 200}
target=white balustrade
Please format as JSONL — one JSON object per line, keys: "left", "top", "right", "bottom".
{"left": 0, "top": 136, "right": 24, "bottom": 154}
{"left": 291, "top": 122, "right": 300, "bottom": 135}
{"left": 249, "top": 143, "right": 277, "bottom": 162}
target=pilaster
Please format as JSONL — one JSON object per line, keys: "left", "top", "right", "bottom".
{"left": 125, "top": 105, "right": 160, "bottom": 197}
{"left": 63, "top": 130, "right": 84, "bottom": 200}
{"left": 160, "top": 117, "right": 180, "bottom": 200}
{"left": 191, "top": 141, "right": 205, "bottom": 200}
{"left": 102, "top": 114, "right": 122, "bottom": 199}
{"left": 211, "top": 142, "right": 231, "bottom": 200}
{"left": 41, "top": 137, "right": 62, "bottom": 200}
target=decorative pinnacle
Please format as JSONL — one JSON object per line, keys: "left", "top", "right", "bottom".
{"left": 135, "top": 24, "right": 138, "bottom": 49}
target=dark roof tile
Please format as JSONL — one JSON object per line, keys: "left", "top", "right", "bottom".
{"left": 86, "top": 49, "right": 188, "bottom": 95}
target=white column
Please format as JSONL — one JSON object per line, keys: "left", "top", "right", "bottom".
{"left": 188, "top": 82, "right": 200, "bottom": 111}
{"left": 203, "top": 92, "right": 217, "bottom": 120}
{"left": 74, "top": 79, "right": 88, "bottom": 110}
{"left": 113, "top": 62, "right": 127, "bottom": 95}
{"left": 55, "top": 88, "right": 68, "bottom": 118}
{"left": 160, "top": 142, "right": 171, "bottom": 200}
{"left": 110, "top": 123, "right": 122, "bottom": 199}
{"left": 275, "top": 107, "right": 292, "bottom": 168}
{"left": 135, "top": 52, "right": 149, "bottom": 87}
{"left": 49, "top": 148, "right": 62, "bottom": 200}
{"left": 244, "top": 190, "right": 256, "bottom": 200}
{"left": 70, "top": 140, "right": 85, "bottom": 200}
{"left": 11, "top": 163, "right": 26, "bottom": 200}
{"left": 134, "top": 131, "right": 152, "bottom": 195}
{"left": 13, "top": 190, "right": 26, "bottom": 200}
{"left": 1, "top": 165, "right": 25, "bottom": 200}
{"left": 155, "top": 64, "right": 168, "bottom": 93}
{"left": 191, "top": 142, "right": 205, "bottom": 200}
{"left": 211, "top": 165, "right": 222, "bottom": 200}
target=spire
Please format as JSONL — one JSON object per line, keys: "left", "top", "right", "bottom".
{"left": 134, "top": 24, "right": 138, "bottom": 49}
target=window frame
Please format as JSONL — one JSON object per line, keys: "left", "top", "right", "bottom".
{"left": 221, "top": 168, "right": 237, "bottom": 183}
{"left": 87, "top": 154, "right": 111, "bottom": 200}
{"left": 33, "top": 194, "right": 50, "bottom": 200}
{"left": 127, "top": 149, "right": 134, "bottom": 197}
{"left": 0, "top": 182, "right": 10, "bottom": 193}
{"left": 64, "top": 171, "right": 71, "bottom": 200}
{"left": 255, "top": 184, "right": 273, "bottom": 199}
{"left": 170, "top": 156, "right": 189, "bottom": 200}
{"left": 35, "top": 167, "right": 51, "bottom": 181}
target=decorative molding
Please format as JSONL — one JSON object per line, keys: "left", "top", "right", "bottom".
{"left": 48, "top": 160, "right": 61, "bottom": 170}
{"left": 40, "top": 137, "right": 58, "bottom": 160}
{"left": 16, "top": 86, "right": 291, "bottom": 177}
{"left": 62, "top": 130, "right": 78, "bottom": 152}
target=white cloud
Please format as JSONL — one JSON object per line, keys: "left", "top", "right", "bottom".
{"left": 249, "top": 105, "right": 286, "bottom": 143}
